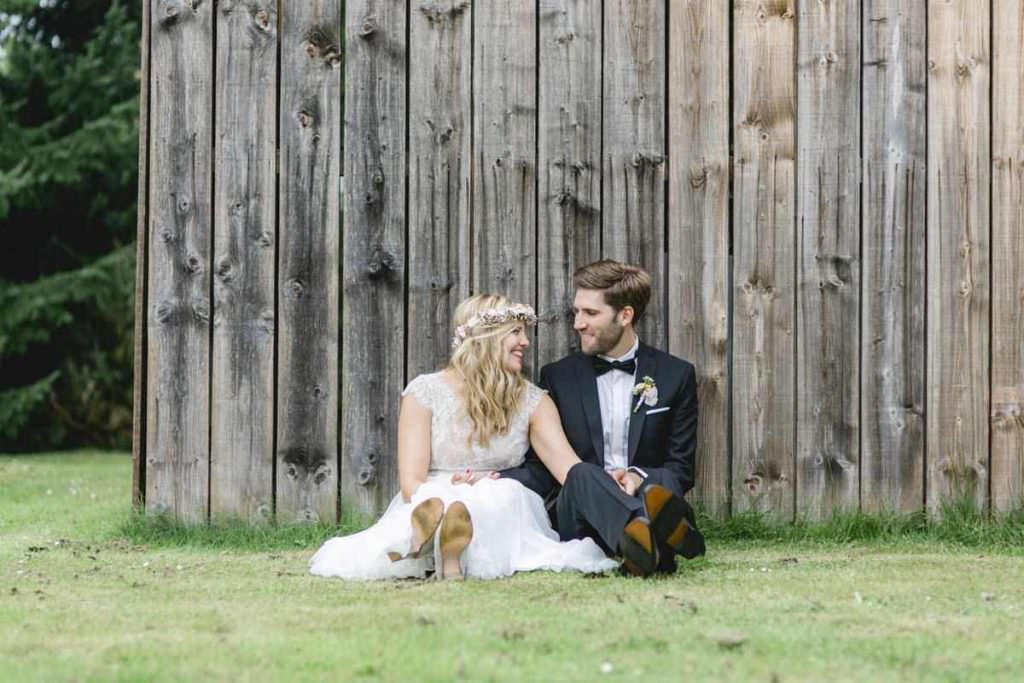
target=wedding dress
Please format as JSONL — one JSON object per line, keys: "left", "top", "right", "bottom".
{"left": 309, "top": 372, "right": 617, "bottom": 580}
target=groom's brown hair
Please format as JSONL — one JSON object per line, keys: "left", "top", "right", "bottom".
{"left": 573, "top": 260, "right": 652, "bottom": 323}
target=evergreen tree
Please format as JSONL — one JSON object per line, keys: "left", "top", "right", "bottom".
{"left": 0, "top": 1, "right": 141, "bottom": 451}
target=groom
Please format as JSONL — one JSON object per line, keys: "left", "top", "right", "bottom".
{"left": 501, "top": 260, "right": 705, "bottom": 576}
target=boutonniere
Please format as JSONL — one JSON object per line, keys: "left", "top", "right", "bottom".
{"left": 632, "top": 376, "right": 658, "bottom": 413}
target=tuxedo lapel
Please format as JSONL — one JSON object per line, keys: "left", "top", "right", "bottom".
{"left": 628, "top": 344, "right": 658, "bottom": 464}
{"left": 576, "top": 355, "right": 605, "bottom": 463}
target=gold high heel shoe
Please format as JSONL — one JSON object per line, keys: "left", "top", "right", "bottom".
{"left": 387, "top": 497, "right": 444, "bottom": 562}
{"left": 437, "top": 501, "right": 473, "bottom": 580}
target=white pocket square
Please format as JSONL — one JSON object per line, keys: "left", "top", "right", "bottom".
{"left": 646, "top": 406, "right": 670, "bottom": 415}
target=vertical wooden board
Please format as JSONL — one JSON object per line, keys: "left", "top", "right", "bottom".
{"left": 667, "top": 0, "right": 729, "bottom": 517}
{"left": 927, "top": 0, "right": 991, "bottom": 511}
{"left": 860, "top": 1, "right": 926, "bottom": 513}
{"left": 990, "top": 0, "right": 1024, "bottom": 512}
{"left": 536, "top": 0, "right": 602, "bottom": 368}
{"left": 210, "top": 1, "right": 277, "bottom": 522}
{"left": 343, "top": 0, "right": 407, "bottom": 514}
{"left": 602, "top": 0, "right": 666, "bottom": 348}
{"left": 277, "top": 1, "right": 342, "bottom": 522}
{"left": 145, "top": 0, "right": 213, "bottom": 522}
{"left": 407, "top": 0, "right": 472, "bottom": 379}
{"left": 132, "top": 0, "right": 151, "bottom": 508}
{"left": 731, "top": 0, "right": 797, "bottom": 519}
{"left": 795, "top": 0, "right": 861, "bottom": 519}
{"left": 472, "top": 2, "right": 537, "bottom": 326}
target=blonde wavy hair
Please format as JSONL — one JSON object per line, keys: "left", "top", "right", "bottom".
{"left": 448, "top": 294, "right": 531, "bottom": 447}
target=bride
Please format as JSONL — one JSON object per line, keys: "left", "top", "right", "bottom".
{"left": 309, "top": 294, "right": 617, "bottom": 580}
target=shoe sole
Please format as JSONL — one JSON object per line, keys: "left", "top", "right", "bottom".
{"left": 388, "top": 497, "right": 444, "bottom": 562}
{"left": 439, "top": 501, "right": 473, "bottom": 580}
{"left": 645, "top": 485, "right": 689, "bottom": 553}
{"left": 620, "top": 518, "right": 658, "bottom": 577}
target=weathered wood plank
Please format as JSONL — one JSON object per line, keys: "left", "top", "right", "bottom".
{"left": 277, "top": 1, "right": 341, "bottom": 522}
{"left": 145, "top": 0, "right": 214, "bottom": 522}
{"left": 210, "top": 1, "right": 277, "bottom": 522}
{"left": 860, "top": 1, "right": 926, "bottom": 513}
{"left": 795, "top": 0, "right": 861, "bottom": 519}
{"left": 602, "top": 0, "right": 666, "bottom": 348}
{"left": 990, "top": 0, "right": 1024, "bottom": 513}
{"left": 731, "top": 0, "right": 797, "bottom": 519}
{"left": 343, "top": 0, "right": 407, "bottom": 514}
{"left": 926, "top": 0, "right": 991, "bottom": 512}
{"left": 407, "top": 0, "right": 472, "bottom": 379}
{"left": 472, "top": 2, "right": 537, "bottom": 330}
{"left": 536, "top": 0, "right": 601, "bottom": 369}
{"left": 667, "top": 0, "right": 730, "bottom": 517}
{"left": 132, "top": 0, "right": 152, "bottom": 509}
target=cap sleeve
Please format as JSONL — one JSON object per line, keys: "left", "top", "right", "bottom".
{"left": 522, "top": 381, "right": 548, "bottom": 418}
{"left": 401, "top": 373, "right": 435, "bottom": 410}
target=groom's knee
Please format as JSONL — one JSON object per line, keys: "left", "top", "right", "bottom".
{"left": 563, "top": 462, "right": 604, "bottom": 496}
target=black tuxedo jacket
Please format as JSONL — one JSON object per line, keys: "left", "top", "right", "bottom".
{"left": 502, "top": 342, "right": 698, "bottom": 502}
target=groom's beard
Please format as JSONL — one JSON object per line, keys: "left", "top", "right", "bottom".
{"left": 580, "top": 319, "right": 625, "bottom": 356}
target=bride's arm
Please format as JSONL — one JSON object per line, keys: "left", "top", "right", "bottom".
{"left": 527, "top": 394, "right": 581, "bottom": 485}
{"left": 397, "top": 394, "right": 431, "bottom": 502}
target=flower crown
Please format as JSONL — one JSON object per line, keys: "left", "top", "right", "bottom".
{"left": 451, "top": 303, "right": 537, "bottom": 350}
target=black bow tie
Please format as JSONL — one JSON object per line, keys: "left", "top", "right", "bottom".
{"left": 592, "top": 357, "right": 636, "bottom": 376}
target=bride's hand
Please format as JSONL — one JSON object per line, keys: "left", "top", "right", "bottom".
{"left": 450, "top": 469, "right": 500, "bottom": 485}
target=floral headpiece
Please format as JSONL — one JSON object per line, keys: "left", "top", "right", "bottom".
{"left": 451, "top": 303, "right": 537, "bottom": 350}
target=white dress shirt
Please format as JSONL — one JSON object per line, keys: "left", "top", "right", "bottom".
{"left": 596, "top": 336, "right": 639, "bottom": 472}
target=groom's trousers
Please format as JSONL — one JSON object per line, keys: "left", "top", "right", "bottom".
{"left": 555, "top": 462, "right": 646, "bottom": 557}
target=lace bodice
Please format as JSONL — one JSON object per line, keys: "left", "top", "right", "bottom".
{"left": 402, "top": 372, "right": 546, "bottom": 473}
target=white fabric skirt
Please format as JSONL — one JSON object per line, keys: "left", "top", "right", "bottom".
{"left": 309, "top": 474, "right": 617, "bottom": 580}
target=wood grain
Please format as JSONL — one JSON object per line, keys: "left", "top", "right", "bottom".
{"left": 731, "top": 0, "right": 797, "bottom": 519}
{"left": 277, "top": 1, "right": 341, "bottom": 522}
{"left": 407, "top": 0, "right": 472, "bottom": 379}
{"left": 342, "top": 0, "right": 407, "bottom": 514}
{"left": 796, "top": 0, "right": 861, "bottom": 519}
{"left": 132, "top": 0, "right": 151, "bottom": 509}
{"left": 860, "top": 0, "right": 926, "bottom": 512}
{"left": 602, "top": 0, "right": 666, "bottom": 349}
{"left": 210, "top": 1, "right": 277, "bottom": 522}
{"left": 536, "top": 0, "right": 601, "bottom": 370}
{"left": 668, "top": 0, "right": 730, "bottom": 516}
{"left": 472, "top": 1, "right": 537, "bottom": 344}
{"left": 926, "top": 0, "right": 991, "bottom": 512}
{"left": 990, "top": 0, "right": 1024, "bottom": 512}
{"left": 145, "top": 0, "right": 214, "bottom": 522}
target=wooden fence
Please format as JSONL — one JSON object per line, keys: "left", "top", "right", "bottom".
{"left": 133, "top": 0, "right": 1024, "bottom": 522}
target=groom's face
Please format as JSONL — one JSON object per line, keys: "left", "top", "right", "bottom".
{"left": 573, "top": 288, "right": 626, "bottom": 356}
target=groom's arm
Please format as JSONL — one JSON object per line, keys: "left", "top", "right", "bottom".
{"left": 498, "top": 366, "right": 558, "bottom": 498}
{"left": 633, "top": 362, "right": 698, "bottom": 497}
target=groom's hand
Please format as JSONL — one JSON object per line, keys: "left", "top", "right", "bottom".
{"left": 610, "top": 469, "right": 643, "bottom": 496}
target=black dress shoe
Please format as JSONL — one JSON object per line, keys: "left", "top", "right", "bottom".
{"left": 619, "top": 516, "right": 659, "bottom": 577}
{"left": 643, "top": 485, "right": 705, "bottom": 560}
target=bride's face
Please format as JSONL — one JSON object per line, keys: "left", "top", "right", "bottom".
{"left": 502, "top": 325, "right": 530, "bottom": 373}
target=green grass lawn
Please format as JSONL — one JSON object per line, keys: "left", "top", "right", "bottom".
{"left": 2, "top": 452, "right": 1022, "bottom": 682}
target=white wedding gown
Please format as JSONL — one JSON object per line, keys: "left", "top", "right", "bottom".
{"left": 309, "top": 372, "right": 617, "bottom": 580}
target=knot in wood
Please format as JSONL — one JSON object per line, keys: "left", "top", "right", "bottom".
{"left": 154, "top": 301, "right": 175, "bottom": 324}
{"left": 312, "top": 463, "right": 330, "bottom": 485}
{"left": 296, "top": 110, "right": 313, "bottom": 128}
{"left": 367, "top": 248, "right": 397, "bottom": 279}
{"left": 689, "top": 166, "right": 707, "bottom": 189}
{"left": 258, "top": 309, "right": 275, "bottom": 334}
{"left": 158, "top": 228, "right": 174, "bottom": 243}
{"left": 311, "top": 383, "right": 325, "bottom": 399}
{"left": 185, "top": 254, "right": 203, "bottom": 274}
{"left": 357, "top": 465, "right": 376, "bottom": 486}
{"left": 744, "top": 474, "right": 763, "bottom": 494}
{"left": 256, "top": 231, "right": 273, "bottom": 248}
{"left": 436, "top": 126, "right": 454, "bottom": 145}
{"left": 359, "top": 15, "right": 378, "bottom": 37}
{"left": 192, "top": 299, "right": 210, "bottom": 322}
{"left": 176, "top": 195, "right": 192, "bottom": 213}
{"left": 366, "top": 452, "right": 379, "bottom": 465}
{"left": 253, "top": 9, "right": 270, "bottom": 31}
{"left": 556, "top": 31, "right": 575, "bottom": 44}
{"left": 256, "top": 503, "right": 271, "bottom": 519}
{"left": 372, "top": 169, "right": 385, "bottom": 185}
{"left": 285, "top": 278, "right": 305, "bottom": 298}
{"left": 216, "top": 258, "right": 234, "bottom": 282}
